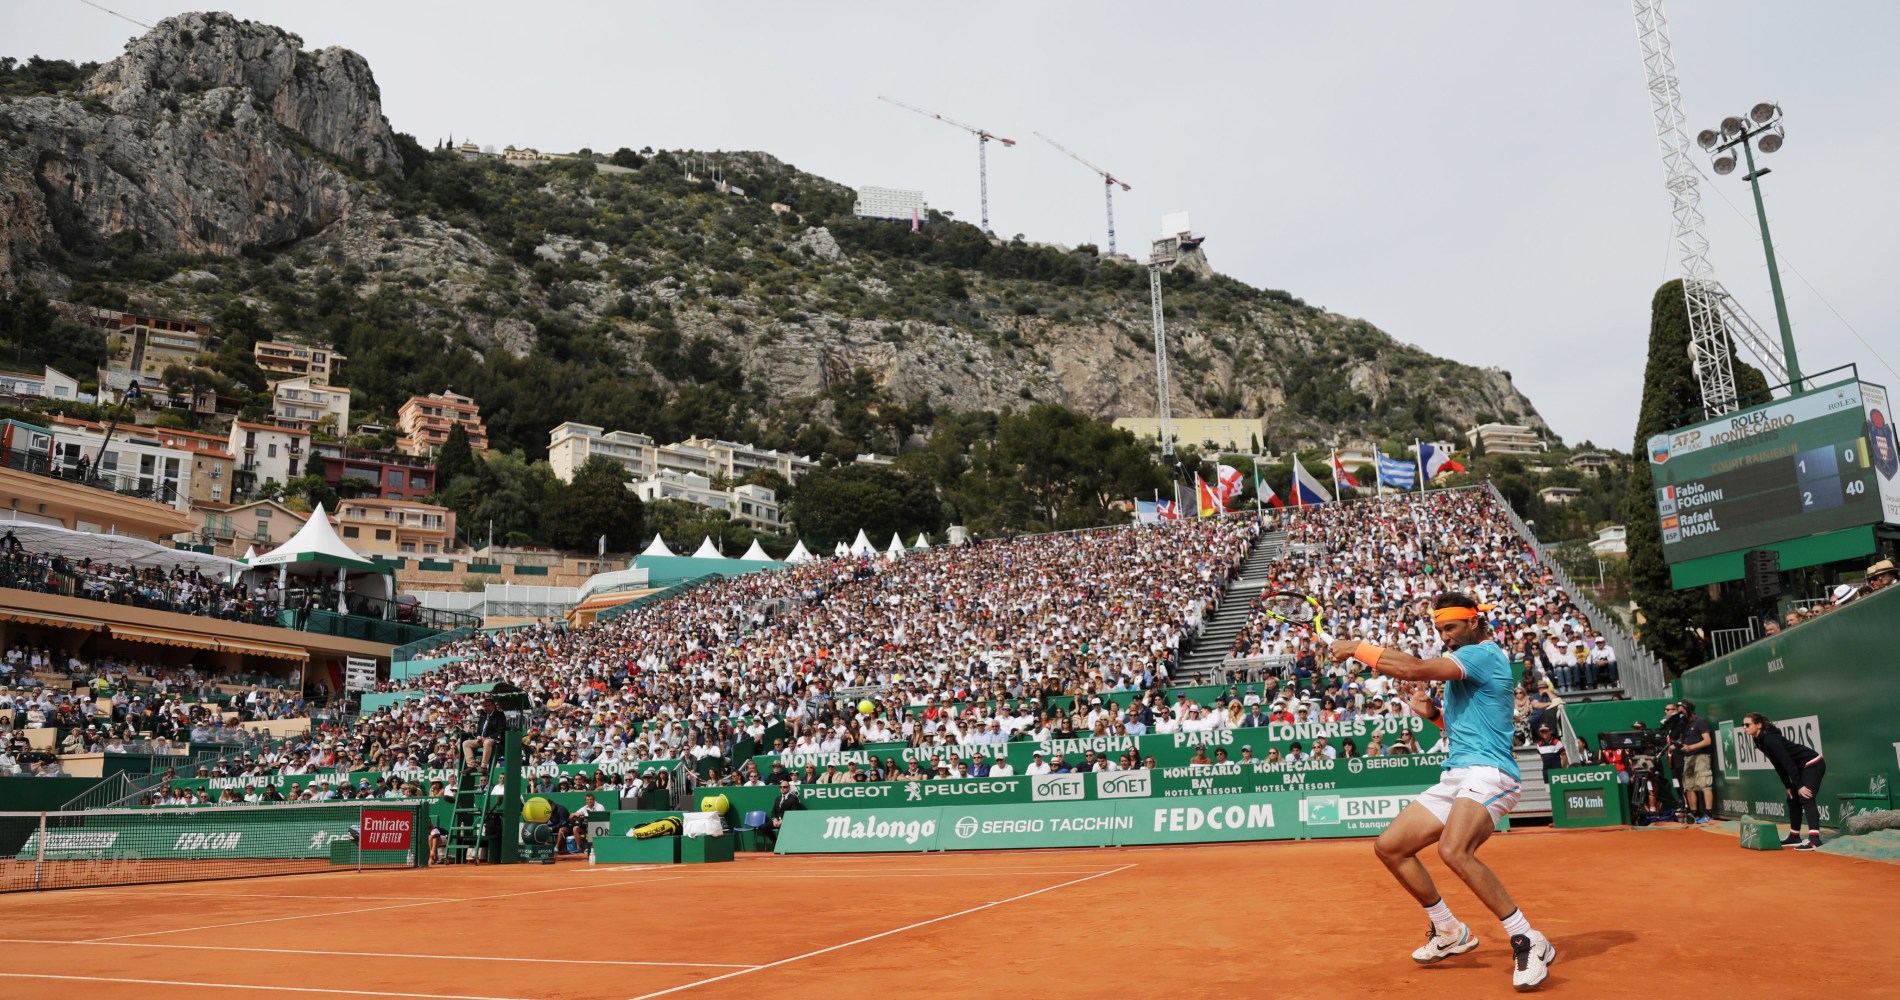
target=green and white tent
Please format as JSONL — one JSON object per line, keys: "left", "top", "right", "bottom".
{"left": 247, "top": 503, "right": 394, "bottom": 612}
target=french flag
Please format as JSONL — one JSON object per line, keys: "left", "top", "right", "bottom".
{"left": 1290, "top": 456, "right": 1333, "bottom": 506}
{"left": 1417, "top": 442, "right": 1466, "bottom": 481}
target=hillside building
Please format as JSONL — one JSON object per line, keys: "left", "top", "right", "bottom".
{"left": 149, "top": 427, "right": 236, "bottom": 505}
{"left": 1466, "top": 422, "right": 1548, "bottom": 455}
{"left": 270, "top": 376, "right": 352, "bottom": 434}
{"left": 397, "top": 391, "right": 489, "bottom": 457}
{"left": 631, "top": 470, "right": 783, "bottom": 531}
{"left": 1567, "top": 451, "right": 1619, "bottom": 476}
{"left": 854, "top": 186, "right": 929, "bottom": 223}
{"left": 547, "top": 422, "right": 814, "bottom": 485}
{"left": 311, "top": 443, "right": 436, "bottom": 501}
{"left": 227, "top": 421, "right": 309, "bottom": 497}
{"left": 1112, "top": 417, "right": 1265, "bottom": 455}
{"left": 334, "top": 497, "right": 456, "bottom": 556}
{"left": 253, "top": 341, "right": 345, "bottom": 385}
{"left": 44, "top": 416, "right": 192, "bottom": 512}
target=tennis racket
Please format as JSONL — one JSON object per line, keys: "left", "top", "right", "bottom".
{"left": 1258, "top": 590, "right": 1334, "bottom": 643}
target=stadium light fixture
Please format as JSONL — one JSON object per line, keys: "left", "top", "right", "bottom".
{"left": 1701, "top": 102, "right": 1799, "bottom": 391}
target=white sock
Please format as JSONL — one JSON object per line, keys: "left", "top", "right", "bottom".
{"left": 1424, "top": 898, "right": 1458, "bottom": 934}
{"left": 1501, "top": 908, "right": 1545, "bottom": 945}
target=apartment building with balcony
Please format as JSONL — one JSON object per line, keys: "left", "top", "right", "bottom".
{"left": 547, "top": 422, "right": 815, "bottom": 486}
{"left": 311, "top": 442, "right": 436, "bottom": 501}
{"left": 270, "top": 375, "right": 353, "bottom": 434}
{"left": 334, "top": 497, "right": 456, "bottom": 556}
{"left": 44, "top": 416, "right": 191, "bottom": 512}
{"left": 148, "top": 427, "right": 236, "bottom": 505}
{"left": 192, "top": 499, "right": 309, "bottom": 558}
{"left": 1465, "top": 422, "right": 1549, "bottom": 455}
{"left": 631, "top": 470, "right": 783, "bottom": 530}
{"left": 396, "top": 391, "right": 489, "bottom": 457}
{"left": 547, "top": 422, "right": 657, "bottom": 483}
{"left": 227, "top": 422, "right": 309, "bottom": 497}
{"left": 253, "top": 341, "right": 345, "bottom": 385}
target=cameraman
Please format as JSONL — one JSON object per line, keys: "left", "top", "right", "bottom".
{"left": 1676, "top": 701, "right": 1715, "bottom": 824}
{"left": 1659, "top": 702, "right": 1689, "bottom": 819}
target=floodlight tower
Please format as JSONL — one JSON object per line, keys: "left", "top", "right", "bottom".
{"left": 1149, "top": 229, "right": 1180, "bottom": 458}
{"left": 1632, "top": 0, "right": 1787, "bottom": 415}
{"left": 878, "top": 96, "right": 1015, "bottom": 235}
{"left": 1033, "top": 132, "right": 1133, "bottom": 256}
{"left": 1697, "top": 103, "right": 1801, "bottom": 393}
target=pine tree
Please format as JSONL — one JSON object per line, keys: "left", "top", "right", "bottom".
{"left": 1623, "top": 281, "right": 1770, "bottom": 674}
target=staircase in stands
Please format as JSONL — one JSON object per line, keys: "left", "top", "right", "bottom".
{"left": 1174, "top": 530, "right": 1286, "bottom": 686}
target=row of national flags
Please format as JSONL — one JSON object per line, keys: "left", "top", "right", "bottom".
{"left": 1134, "top": 442, "right": 1467, "bottom": 522}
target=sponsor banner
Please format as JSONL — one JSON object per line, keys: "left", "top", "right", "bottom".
{"left": 790, "top": 755, "right": 1449, "bottom": 812}
{"left": 1297, "top": 787, "right": 1422, "bottom": 838}
{"left": 1123, "top": 792, "right": 1300, "bottom": 845}
{"left": 774, "top": 791, "right": 1307, "bottom": 853}
{"left": 939, "top": 801, "right": 1130, "bottom": 850}
{"left": 1004, "top": 719, "right": 1429, "bottom": 770}
{"left": 16, "top": 806, "right": 415, "bottom": 861}
{"left": 360, "top": 810, "right": 414, "bottom": 851}
{"left": 793, "top": 810, "right": 944, "bottom": 853}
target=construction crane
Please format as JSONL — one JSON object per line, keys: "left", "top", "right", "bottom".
{"left": 878, "top": 96, "right": 1014, "bottom": 235}
{"left": 1034, "top": 132, "right": 1132, "bottom": 256}
{"left": 1632, "top": 0, "right": 1787, "bottom": 416}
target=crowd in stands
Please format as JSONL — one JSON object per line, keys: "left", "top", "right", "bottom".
{"left": 4, "top": 486, "right": 1675, "bottom": 795}
{"left": 0, "top": 537, "right": 282, "bottom": 625}
{"left": 0, "top": 644, "right": 303, "bottom": 774}
{"left": 293, "top": 518, "right": 1262, "bottom": 783}
{"left": 1220, "top": 489, "right": 1623, "bottom": 746}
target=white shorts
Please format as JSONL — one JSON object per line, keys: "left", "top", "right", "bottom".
{"left": 1416, "top": 766, "right": 1522, "bottom": 825}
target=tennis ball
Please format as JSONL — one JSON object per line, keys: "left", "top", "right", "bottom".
{"left": 700, "top": 793, "right": 729, "bottom": 816}
{"left": 522, "top": 796, "right": 552, "bottom": 823}
{"left": 858, "top": 699, "right": 876, "bottom": 715}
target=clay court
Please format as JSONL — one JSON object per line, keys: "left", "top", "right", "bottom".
{"left": 1, "top": 826, "right": 1895, "bottom": 999}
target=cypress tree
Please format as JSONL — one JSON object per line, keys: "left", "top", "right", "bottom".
{"left": 1623, "top": 281, "right": 1770, "bottom": 674}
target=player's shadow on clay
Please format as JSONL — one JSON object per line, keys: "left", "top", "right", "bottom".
{"left": 1558, "top": 928, "right": 1637, "bottom": 961}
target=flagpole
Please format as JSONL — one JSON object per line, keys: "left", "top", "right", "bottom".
{"left": 1414, "top": 439, "right": 1426, "bottom": 494}
{"left": 1330, "top": 449, "right": 1341, "bottom": 500}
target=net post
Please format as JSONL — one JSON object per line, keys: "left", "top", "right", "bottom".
{"left": 35, "top": 811, "right": 46, "bottom": 890}
{"left": 357, "top": 805, "right": 365, "bottom": 875}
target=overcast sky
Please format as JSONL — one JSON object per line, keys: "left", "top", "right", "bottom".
{"left": 13, "top": 2, "right": 1898, "bottom": 448}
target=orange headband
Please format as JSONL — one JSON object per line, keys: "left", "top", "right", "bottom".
{"left": 1431, "top": 605, "right": 1496, "bottom": 624}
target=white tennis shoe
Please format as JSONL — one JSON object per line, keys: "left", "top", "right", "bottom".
{"left": 1510, "top": 933, "right": 1557, "bottom": 991}
{"left": 1412, "top": 922, "right": 1479, "bottom": 964}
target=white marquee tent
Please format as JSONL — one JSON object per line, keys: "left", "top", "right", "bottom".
{"left": 247, "top": 503, "right": 393, "bottom": 612}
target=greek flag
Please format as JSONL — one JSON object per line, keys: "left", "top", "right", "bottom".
{"left": 1377, "top": 455, "right": 1416, "bottom": 490}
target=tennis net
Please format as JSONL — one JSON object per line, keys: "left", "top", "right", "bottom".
{"left": 0, "top": 800, "right": 429, "bottom": 893}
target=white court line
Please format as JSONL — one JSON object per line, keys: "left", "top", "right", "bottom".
{"left": 625, "top": 863, "right": 1136, "bottom": 999}
{"left": 86, "top": 876, "right": 682, "bottom": 942}
{"left": 0, "top": 939, "right": 756, "bottom": 969}
{"left": 0, "top": 972, "right": 531, "bottom": 1000}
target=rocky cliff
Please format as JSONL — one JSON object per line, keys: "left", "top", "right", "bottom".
{"left": 0, "top": 11, "right": 397, "bottom": 275}
{"left": 0, "top": 14, "right": 1545, "bottom": 457}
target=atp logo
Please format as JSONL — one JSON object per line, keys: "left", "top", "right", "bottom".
{"left": 1346, "top": 757, "right": 1364, "bottom": 774}
{"left": 905, "top": 782, "right": 923, "bottom": 802}
{"left": 954, "top": 816, "right": 978, "bottom": 839}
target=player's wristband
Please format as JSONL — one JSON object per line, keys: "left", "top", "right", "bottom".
{"left": 1353, "top": 643, "right": 1385, "bottom": 668}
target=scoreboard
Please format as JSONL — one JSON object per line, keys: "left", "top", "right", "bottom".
{"left": 1646, "top": 380, "right": 1882, "bottom": 564}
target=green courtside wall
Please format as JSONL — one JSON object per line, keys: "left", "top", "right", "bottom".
{"left": 13, "top": 801, "right": 427, "bottom": 861}
{"left": 1676, "top": 584, "right": 1900, "bottom": 827}
{"left": 0, "top": 777, "right": 103, "bottom": 811}
{"left": 1563, "top": 699, "right": 1672, "bottom": 747}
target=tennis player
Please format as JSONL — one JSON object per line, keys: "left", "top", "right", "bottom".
{"left": 1330, "top": 592, "right": 1555, "bottom": 992}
